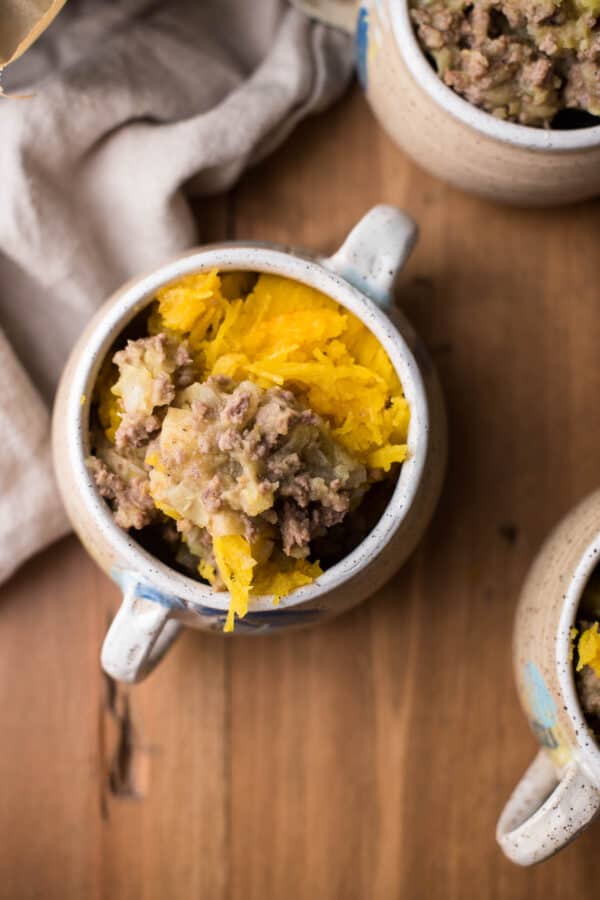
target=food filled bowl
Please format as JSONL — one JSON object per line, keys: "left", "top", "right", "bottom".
{"left": 87, "top": 268, "right": 411, "bottom": 632}
{"left": 409, "top": 0, "right": 600, "bottom": 129}
{"left": 296, "top": 0, "right": 600, "bottom": 204}
{"left": 52, "top": 207, "right": 446, "bottom": 681}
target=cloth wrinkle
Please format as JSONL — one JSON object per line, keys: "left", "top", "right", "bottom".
{"left": 0, "top": 0, "right": 352, "bottom": 584}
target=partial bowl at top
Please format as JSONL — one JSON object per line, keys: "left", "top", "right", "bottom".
{"left": 297, "top": 0, "right": 600, "bottom": 206}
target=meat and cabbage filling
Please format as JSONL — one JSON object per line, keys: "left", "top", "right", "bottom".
{"left": 88, "top": 271, "right": 410, "bottom": 630}
{"left": 411, "top": 0, "right": 600, "bottom": 127}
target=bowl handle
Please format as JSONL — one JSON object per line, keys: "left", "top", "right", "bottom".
{"left": 289, "top": 0, "right": 359, "bottom": 32}
{"left": 496, "top": 749, "right": 600, "bottom": 865}
{"left": 321, "top": 205, "right": 418, "bottom": 310}
{"left": 101, "top": 583, "right": 182, "bottom": 684}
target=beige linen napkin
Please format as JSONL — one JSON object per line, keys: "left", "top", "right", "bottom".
{"left": 0, "top": 0, "right": 352, "bottom": 584}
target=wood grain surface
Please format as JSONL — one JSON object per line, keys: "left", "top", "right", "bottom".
{"left": 2, "top": 86, "right": 600, "bottom": 900}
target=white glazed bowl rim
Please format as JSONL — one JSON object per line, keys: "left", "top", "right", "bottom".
{"left": 391, "top": 0, "right": 600, "bottom": 151}
{"left": 556, "top": 531, "right": 600, "bottom": 780}
{"left": 65, "top": 243, "right": 430, "bottom": 613}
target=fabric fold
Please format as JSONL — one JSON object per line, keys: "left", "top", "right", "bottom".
{"left": 0, "top": 0, "right": 353, "bottom": 584}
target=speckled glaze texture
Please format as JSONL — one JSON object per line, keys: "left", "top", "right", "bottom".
{"left": 496, "top": 490, "right": 600, "bottom": 865}
{"left": 349, "top": 0, "right": 600, "bottom": 206}
{"left": 52, "top": 206, "right": 447, "bottom": 683}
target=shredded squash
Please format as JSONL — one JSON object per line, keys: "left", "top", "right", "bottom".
{"left": 151, "top": 270, "right": 409, "bottom": 465}
{"left": 577, "top": 622, "right": 600, "bottom": 678}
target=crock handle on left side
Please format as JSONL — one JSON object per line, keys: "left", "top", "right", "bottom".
{"left": 101, "top": 584, "right": 183, "bottom": 684}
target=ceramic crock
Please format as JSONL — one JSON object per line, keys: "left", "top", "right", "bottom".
{"left": 294, "top": 0, "right": 600, "bottom": 206}
{"left": 497, "top": 489, "right": 600, "bottom": 865}
{"left": 52, "top": 206, "right": 447, "bottom": 683}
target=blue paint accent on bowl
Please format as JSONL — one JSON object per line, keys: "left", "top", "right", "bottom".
{"left": 110, "top": 567, "right": 326, "bottom": 631}
{"left": 111, "top": 569, "right": 187, "bottom": 610}
{"left": 356, "top": 6, "right": 369, "bottom": 89}
{"left": 524, "top": 661, "right": 557, "bottom": 728}
{"left": 135, "top": 583, "right": 187, "bottom": 610}
{"left": 194, "top": 604, "right": 326, "bottom": 633}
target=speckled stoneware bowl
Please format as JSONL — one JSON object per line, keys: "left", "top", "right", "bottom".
{"left": 295, "top": 0, "right": 600, "bottom": 206}
{"left": 52, "top": 206, "right": 447, "bottom": 683}
{"left": 496, "top": 490, "right": 600, "bottom": 865}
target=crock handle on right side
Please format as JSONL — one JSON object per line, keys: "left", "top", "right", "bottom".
{"left": 496, "top": 749, "right": 600, "bottom": 865}
{"left": 321, "top": 205, "right": 419, "bottom": 310}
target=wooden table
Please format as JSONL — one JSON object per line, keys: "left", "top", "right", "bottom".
{"left": 2, "top": 86, "right": 600, "bottom": 900}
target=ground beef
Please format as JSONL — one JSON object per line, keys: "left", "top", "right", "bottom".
{"left": 279, "top": 501, "right": 312, "bottom": 558}
{"left": 577, "top": 664, "right": 600, "bottom": 720}
{"left": 112, "top": 333, "right": 196, "bottom": 450}
{"left": 115, "top": 413, "right": 163, "bottom": 451}
{"left": 89, "top": 330, "right": 398, "bottom": 592}
{"left": 410, "top": 0, "right": 600, "bottom": 126}
{"left": 147, "top": 376, "right": 370, "bottom": 566}
{"left": 279, "top": 498, "right": 350, "bottom": 559}
{"left": 89, "top": 360, "right": 375, "bottom": 576}
{"left": 88, "top": 456, "right": 156, "bottom": 530}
